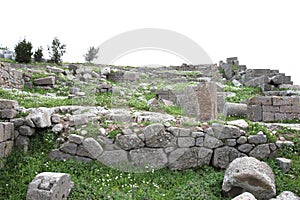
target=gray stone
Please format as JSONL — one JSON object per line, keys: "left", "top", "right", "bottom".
{"left": 223, "top": 103, "right": 247, "bottom": 117}
{"left": 82, "top": 137, "right": 103, "bottom": 159}
{"left": 49, "top": 149, "right": 73, "bottom": 161}
{"left": 238, "top": 144, "right": 254, "bottom": 153}
{"left": 19, "top": 125, "right": 35, "bottom": 136}
{"left": 203, "top": 135, "right": 223, "bottom": 149}
{"left": 97, "top": 150, "right": 128, "bottom": 169}
{"left": 33, "top": 76, "right": 55, "bottom": 86}
{"left": 213, "top": 146, "right": 244, "bottom": 169}
{"left": 130, "top": 148, "right": 167, "bottom": 171}
{"left": 0, "top": 141, "right": 13, "bottom": 158}
{"left": 10, "top": 118, "right": 24, "bottom": 128}
{"left": 191, "top": 131, "right": 205, "bottom": 138}
{"left": 237, "top": 136, "right": 247, "bottom": 144}
{"left": 75, "top": 156, "right": 93, "bottom": 162}
{"left": 0, "top": 99, "right": 19, "bottom": 109}
{"left": 212, "top": 124, "right": 241, "bottom": 139}
{"left": 249, "top": 144, "right": 271, "bottom": 159}
{"left": 225, "top": 139, "right": 236, "bottom": 147}
{"left": 232, "top": 79, "right": 243, "bottom": 87}
{"left": 198, "top": 147, "right": 213, "bottom": 166}
{"left": 247, "top": 105, "right": 262, "bottom": 121}
{"left": 217, "top": 92, "right": 226, "bottom": 113}
{"left": 0, "top": 122, "right": 14, "bottom": 142}
{"left": 68, "top": 134, "right": 84, "bottom": 144}
{"left": 15, "top": 135, "right": 29, "bottom": 153}
{"left": 144, "top": 124, "right": 175, "bottom": 147}
{"left": 26, "top": 172, "right": 73, "bottom": 200}
{"left": 227, "top": 119, "right": 249, "bottom": 129}
{"left": 52, "top": 124, "right": 63, "bottom": 133}
{"left": 276, "top": 140, "right": 294, "bottom": 148}
{"left": 106, "top": 109, "right": 131, "bottom": 123}
{"left": 69, "top": 114, "right": 88, "bottom": 126}
{"left": 177, "top": 137, "right": 195, "bottom": 147}
{"left": 51, "top": 114, "right": 60, "bottom": 124}
{"left": 76, "top": 145, "right": 91, "bottom": 158}
{"left": 0, "top": 109, "right": 17, "bottom": 119}
{"left": 60, "top": 142, "right": 77, "bottom": 155}
{"left": 276, "top": 158, "right": 291, "bottom": 173}
{"left": 115, "top": 134, "right": 145, "bottom": 150}
{"left": 232, "top": 192, "right": 257, "bottom": 200}
{"left": 271, "top": 191, "right": 300, "bottom": 200}
{"left": 195, "top": 137, "right": 204, "bottom": 147}
{"left": 168, "top": 147, "right": 199, "bottom": 170}
{"left": 248, "top": 133, "right": 267, "bottom": 144}
{"left": 26, "top": 108, "right": 53, "bottom": 128}
{"left": 263, "top": 112, "right": 275, "bottom": 122}
{"left": 223, "top": 63, "right": 234, "bottom": 79}
{"left": 222, "top": 157, "right": 276, "bottom": 200}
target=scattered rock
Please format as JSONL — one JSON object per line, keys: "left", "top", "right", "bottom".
{"left": 271, "top": 191, "right": 300, "bottom": 200}
{"left": 232, "top": 192, "right": 257, "bottom": 200}
{"left": 33, "top": 76, "right": 55, "bottom": 86}
{"left": 276, "top": 158, "right": 291, "bottom": 173}
{"left": 82, "top": 137, "right": 103, "bottom": 159}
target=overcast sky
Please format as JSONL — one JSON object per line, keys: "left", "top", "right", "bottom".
{"left": 1, "top": 0, "right": 299, "bottom": 84}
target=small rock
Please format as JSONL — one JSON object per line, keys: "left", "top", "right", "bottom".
{"left": 276, "top": 158, "right": 291, "bottom": 173}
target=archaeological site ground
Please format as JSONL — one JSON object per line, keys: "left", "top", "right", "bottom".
{"left": 0, "top": 57, "right": 299, "bottom": 199}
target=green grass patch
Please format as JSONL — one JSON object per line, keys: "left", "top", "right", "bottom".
{"left": 247, "top": 121, "right": 277, "bottom": 143}
{"left": 224, "top": 83, "right": 263, "bottom": 103}
{"left": 0, "top": 131, "right": 226, "bottom": 199}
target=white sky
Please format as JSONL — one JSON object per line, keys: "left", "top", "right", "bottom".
{"left": 1, "top": 0, "right": 300, "bottom": 84}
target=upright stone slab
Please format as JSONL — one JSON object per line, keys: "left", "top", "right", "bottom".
{"left": 196, "top": 82, "right": 217, "bottom": 121}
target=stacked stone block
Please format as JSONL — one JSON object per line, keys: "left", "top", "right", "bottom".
{"left": 50, "top": 122, "right": 280, "bottom": 171}
{"left": 0, "top": 62, "right": 24, "bottom": 89}
{"left": 247, "top": 96, "right": 300, "bottom": 122}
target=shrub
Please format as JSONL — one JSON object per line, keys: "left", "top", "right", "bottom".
{"left": 14, "top": 39, "right": 33, "bottom": 63}
{"left": 84, "top": 46, "right": 99, "bottom": 63}
{"left": 48, "top": 37, "right": 66, "bottom": 64}
{"left": 33, "top": 47, "right": 43, "bottom": 62}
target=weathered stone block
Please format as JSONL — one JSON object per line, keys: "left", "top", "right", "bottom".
{"left": 247, "top": 105, "right": 262, "bottom": 121}
{"left": 68, "top": 114, "right": 89, "bottom": 126}
{"left": 168, "top": 147, "right": 200, "bottom": 170}
{"left": 68, "top": 134, "right": 84, "bottom": 144}
{"left": 279, "top": 106, "right": 293, "bottom": 113}
{"left": 276, "top": 157, "right": 291, "bottom": 173}
{"left": 0, "top": 99, "right": 18, "bottom": 109}
{"left": 262, "top": 106, "right": 279, "bottom": 112}
{"left": 0, "top": 141, "right": 13, "bottom": 158}
{"left": 213, "top": 146, "right": 244, "bottom": 168}
{"left": 212, "top": 124, "right": 241, "bottom": 139}
{"left": 0, "top": 109, "right": 17, "bottom": 119}
{"left": 203, "top": 135, "right": 223, "bottom": 149}
{"left": 263, "top": 112, "right": 275, "bottom": 122}
{"left": 144, "top": 124, "right": 175, "bottom": 147}
{"left": 223, "top": 103, "right": 247, "bottom": 117}
{"left": 249, "top": 144, "right": 271, "bottom": 159}
{"left": 177, "top": 137, "right": 195, "bottom": 147}
{"left": 115, "top": 134, "right": 145, "bottom": 150}
{"left": 273, "top": 96, "right": 293, "bottom": 106}
{"left": 97, "top": 150, "right": 128, "bottom": 169}
{"left": 82, "top": 137, "right": 103, "bottom": 159}
{"left": 60, "top": 142, "right": 77, "bottom": 155}
{"left": 26, "top": 172, "right": 73, "bottom": 200}
{"left": 130, "top": 148, "right": 167, "bottom": 171}
{"left": 33, "top": 76, "right": 55, "bottom": 86}
{"left": 248, "top": 133, "right": 267, "bottom": 144}
{"left": 19, "top": 125, "right": 35, "bottom": 136}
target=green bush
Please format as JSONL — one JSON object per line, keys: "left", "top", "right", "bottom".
{"left": 14, "top": 39, "right": 33, "bottom": 63}
{"left": 48, "top": 37, "right": 66, "bottom": 64}
{"left": 33, "top": 47, "right": 43, "bottom": 62}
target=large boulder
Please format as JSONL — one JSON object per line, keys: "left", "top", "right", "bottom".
{"left": 222, "top": 157, "right": 276, "bottom": 200}
{"left": 82, "top": 137, "right": 103, "bottom": 159}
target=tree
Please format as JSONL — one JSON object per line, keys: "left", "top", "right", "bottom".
{"left": 83, "top": 46, "right": 99, "bottom": 63}
{"left": 14, "top": 39, "right": 33, "bottom": 63}
{"left": 48, "top": 37, "right": 66, "bottom": 64}
{"left": 34, "top": 46, "right": 43, "bottom": 62}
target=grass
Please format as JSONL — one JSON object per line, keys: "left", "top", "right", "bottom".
{"left": 247, "top": 121, "right": 277, "bottom": 143}
{"left": 0, "top": 130, "right": 226, "bottom": 200}
{"left": 224, "top": 82, "right": 263, "bottom": 103}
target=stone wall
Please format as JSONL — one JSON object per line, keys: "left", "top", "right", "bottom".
{"left": 0, "top": 122, "right": 15, "bottom": 167}
{"left": 247, "top": 96, "right": 300, "bottom": 122}
{"left": 0, "top": 62, "right": 24, "bottom": 89}
{"left": 50, "top": 122, "right": 280, "bottom": 171}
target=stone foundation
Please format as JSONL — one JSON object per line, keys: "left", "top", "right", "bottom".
{"left": 247, "top": 96, "right": 300, "bottom": 122}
